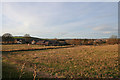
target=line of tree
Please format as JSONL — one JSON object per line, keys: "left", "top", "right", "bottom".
{"left": 1, "top": 33, "right": 119, "bottom": 45}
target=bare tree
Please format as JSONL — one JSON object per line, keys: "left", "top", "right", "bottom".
{"left": 23, "top": 34, "right": 31, "bottom": 44}
{"left": 110, "top": 35, "right": 117, "bottom": 39}
{"left": 107, "top": 35, "right": 118, "bottom": 44}
{"left": 24, "top": 34, "right": 31, "bottom": 37}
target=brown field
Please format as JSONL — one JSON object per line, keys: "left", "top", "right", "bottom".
{"left": 1, "top": 44, "right": 72, "bottom": 51}
{"left": 2, "top": 44, "right": 119, "bottom": 78}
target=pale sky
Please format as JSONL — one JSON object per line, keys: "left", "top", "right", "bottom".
{"left": 1, "top": 2, "right": 118, "bottom": 39}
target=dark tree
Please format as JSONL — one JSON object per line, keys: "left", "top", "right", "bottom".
{"left": 2, "top": 33, "right": 14, "bottom": 44}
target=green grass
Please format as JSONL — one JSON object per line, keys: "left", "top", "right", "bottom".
{"left": 13, "top": 37, "right": 24, "bottom": 39}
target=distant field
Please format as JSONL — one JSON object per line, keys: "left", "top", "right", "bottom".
{"left": 1, "top": 44, "right": 42, "bottom": 51}
{"left": 2, "top": 44, "right": 118, "bottom": 78}
{"left": 1, "top": 44, "right": 70, "bottom": 51}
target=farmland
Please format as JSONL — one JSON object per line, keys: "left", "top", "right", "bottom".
{"left": 1, "top": 44, "right": 73, "bottom": 52}
{"left": 2, "top": 44, "right": 119, "bottom": 79}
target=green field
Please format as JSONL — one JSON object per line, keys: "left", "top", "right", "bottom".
{"left": 2, "top": 44, "right": 119, "bottom": 79}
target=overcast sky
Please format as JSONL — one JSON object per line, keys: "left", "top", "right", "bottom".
{"left": 1, "top": 2, "right": 118, "bottom": 39}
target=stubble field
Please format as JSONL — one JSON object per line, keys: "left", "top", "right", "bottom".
{"left": 1, "top": 44, "right": 119, "bottom": 79}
